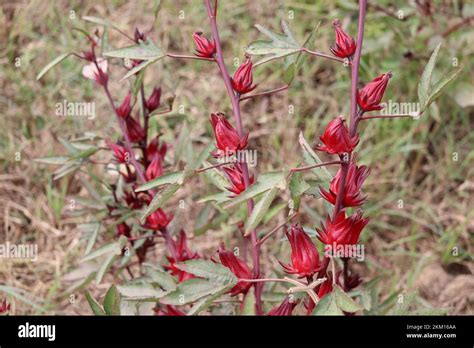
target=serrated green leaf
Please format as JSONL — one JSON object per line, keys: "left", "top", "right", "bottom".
{"left": 418, "top": 42, "right": 442, "bottom": 109}
{"left": 140, "top": 184, "right": 180, "bottom": 222}
{"left": 197, "top": 191, "right": 230, "bottom": 204}
{"left": 175, "top": 259, "right": 237, "bottom": 286}
{"left": 85, "top": 291, "right": 105, "bottom": 316}
{"left": 334, "top": 285, "right": 363, "bottom": 313}
{"left": 247, "top": 20, "right": 301, "bottom": 66}
{"left": 104, "top": 38, "right": 164, "bottom": 61}
{"left": 313, "top": 292, "right": 343, "bottom": 316}
{"left": 37, "top": 52, "right": 72, "bottom": 80}
{"left": 135, "top": 171, "right": 184, "bottom": 192}
{"left": 298, "top": 131, "right": 332, "bottom": 181}
{"left": 81, "top": 241, "right": 118, "bottom": 263}
{"left": 202, "top": 162, "right": 229, "bottom": 191}
{"left": 186, "top": 287, "right": 228, "bottom": 316}
{"left": 144, "top": 266, "right": 177, "bottom": 292}
{"left": 103, "top": 285, "right": 121, "bottom": 315}
{"left": 117, "top": 284, "right": 168, "bottom": 301}
{"left": 289, "top": 172, "right": 310, "bottom": 211}
{"left": 223, "top": 171, "right": 286, "bottom": 209}
{"left": 425, "top": 67, "right": 462, "bottom": 108}
{"left": 160, "top": 278, "right": 231, "bottom": 305}
{"left": 244, "top": 187, "right": 279, "bottom": 236}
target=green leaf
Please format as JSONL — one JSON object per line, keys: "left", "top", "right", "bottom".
{"left": 418, "top": 42, "right": 442, "bottom": 110}
{"left": 202, "top": 162, "right": 229, "bottom": 191}
{"left": 298, "top": 131, "right": 332, "bottom": 181}
{"left": 144, "top": 266, "right": 177, "bottom": 292}
{"left": 140, "top": 184, "right": 180, "bottom": 222}
{"left": 37, "top": 52, "right": 72, "bottom": 80}
{"left": 83, "top": 15, "right": 121, "bottom": 29}
{"left": 135, "top": 171, "right": 184, "bottom": 192}
{"left": 34, "top": 156, "right": 69, "bottom": 165}
{"left": 175, "top": 259, "right": 237, "bottom": 286}
{"left": 85, "top": 291, "right": 105, "bottom": 316}
{"left": 81, "top": 241, "right": 119, "bottom": 263}
{"left": 160, "top": 278, "right": 231, "bottom": 305}
{"left": 334, "top": 285, "right": 363, "bottom": 313}
{"left": 223, "top": 171, "right": 286, "bottom": 209}
{"left": 289, "top": 172, "right": 310, "bottom": 211}
{"left": 186, "top": 287, "right": 227, "bottom": 316}
{"left": 284, "top": 22, "right": 320, "bottom": 84}
{"left": 116, "top": 284, "right": 168, "bottom": 301}
{"left": 246, "top": 20, "right": 301, "bottom": 66}
{"left": 197, "top": 191, "right": 230, "bottom": 204}
{"left": 189, "top": 143, "right": 214, "bottom": 170}
{"left": 95, "top": 252, "right": 117, "bottom": 284}
{"left": 103, "top": 285, "right": 121, "bottom": 315}
{"left": 78, "top": 222, "right": 100, "bottom": 255}
{"left": 313, "top": 292, "right": 343, "bottom": 315}
{"left": 244, "top": 187, "right": 279, "bottom": 236}
{"left": 426, "top": 67, "right": 462, "bottom": 107}
{"left": 104, "top": 38, "right": 165, "bottom": 80}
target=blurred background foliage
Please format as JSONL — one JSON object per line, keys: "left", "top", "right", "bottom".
{"left": 0, "top": 0, "right": 473, "bottom": 314}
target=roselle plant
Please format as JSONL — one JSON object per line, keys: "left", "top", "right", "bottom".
{"left": 36, "top": 0, "right": 461, "bottom": 316}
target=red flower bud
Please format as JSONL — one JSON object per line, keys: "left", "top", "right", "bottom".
{"left": 316, "top": 116, "right": 359, "bottom": 155}
{"left": 268, "top": 296, "right": 298, "bottom": 316}
{"left": 125, "top": 115, "right": 145, "bottom": 143}
{"left": 147, "top": 136, "right": 167, "bottom": 162}
{"left": 134, "top": 28, "right": 146, "bottom": 43}
{"left": 218, "top": 247, "right": 253, "bottom": 296}
{"left": 317, "top": 210, "right": 369, "bottom": 247}
{"left": 145, "top": 156, "right": 164, "bottom": 181}
{"left": 0, "top": 299, "right": 10, "bottom": 314}
{"left": 330, "top": 19, "right": 356, "bottom": 59}
{"left": 193, "top": 32, "right": 216, "bottom": 58}
{"left": 357, "top": 72, "right": 392, "bottom": 112}
{"left": 210, "top": 113, "right": 248, "bottom": 156}
{"left": 231, "top": 58, "right": 256, "bottom": 94}
{"left": 116, "top": 223, "right": 131, "bottom": 238}
{"left": 222, "top": 163, "right": 254, "bottom": 196}
{"left": 144, "top": 208, "right": 172, "bottom": 231}
{"left": 117, "top": 92, "right": 132, "bottom": 118}
{"left": 320, "top": 163, "right": 370, "bottom": 207}
{"left": 164, "top": 230, "right": 200, "bottom": 282}
{"left": 146, "top": 86, "right": 162, "bottom": 112}
{"left": 279, "top": 224, "right": 321, "bottom": 278}
{"left": 106, "top": 140, "right": 130, "bottom": 164}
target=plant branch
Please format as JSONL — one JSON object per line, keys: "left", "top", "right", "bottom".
{"left": 358, "top": 114, "right": 415, "bottom": 121}
{"left": 166, "top": 53, "right": 216, "bottom": 61}
{"left": 239, "top": 85, "right": 289, "bottom": 102}
{"left": 301, "top": 47, "right": 350, "bottom": 65}
{"left": 205, "top": 0, "right": 262, "bottom": 315}
{"left": 257, "top": 213, "right": 298, "bottom": 246}
{"left": 289, "top": 160, "right": 345, "bottom": 173}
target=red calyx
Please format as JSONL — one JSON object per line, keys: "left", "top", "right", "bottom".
{"left": 317, "top": 210, "right": 369, "bottom": 247}
{"left": 210, "top": 112, "right": 248, "bottom": 156}
{"left": 218, "top": 246, "right": 253, "bottom": 296}
{"left": 268, "top": 296, "right": 298, "bottom": 316}
{"left": 320, "top": 163, "right": 370, "bottom": 207}
{"left": 231, "top": 57, "right": 256, "bottom": 94}
{"left": 164, "top": 230, "right": 200, "bottom": 283}
{"left": 316, "top": 116, "right": 359, "bottom": 155}
{"left": 222, "top": 163, "right": 254, "bottom": 197}
{"left": 279, "top": 224, "right": 321, "bottom": 278}
{"left": 192, "top": 32, "right": 216, "bottom": 58}
{"left": 357, "top": 72, "right": 392, "bottom": 112}
{"left": 330, "top": 19, "right": 356, "bottom": 59}
{"left": 146, "top": 86, "right": 162, "bottom": 113}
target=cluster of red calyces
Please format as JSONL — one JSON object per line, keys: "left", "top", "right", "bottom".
{"left": 269, "top": 18, "right": 392, "bottom": 315}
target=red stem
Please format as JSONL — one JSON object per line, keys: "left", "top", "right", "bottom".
{"left": 318, "top": 0, "right": 367, "bottom": 288}
{"left": 205, "top": 0, "right": 262, "bottom": 315}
